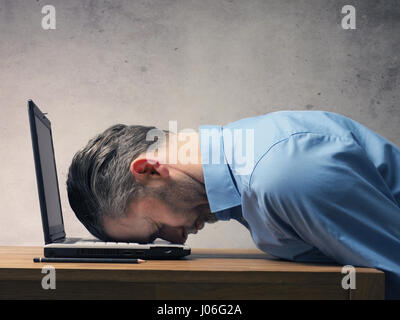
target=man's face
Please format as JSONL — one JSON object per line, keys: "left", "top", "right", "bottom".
{"left": 102, "top": 172, "right": 217, "bottom": 244}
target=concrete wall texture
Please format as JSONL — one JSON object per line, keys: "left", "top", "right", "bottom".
{"left": 0, "top": 0, "right": 399, "bottom": 247}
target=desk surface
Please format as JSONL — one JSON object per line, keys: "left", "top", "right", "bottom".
{"left": 0, "top": 246, "right": 384, "bottom": 299}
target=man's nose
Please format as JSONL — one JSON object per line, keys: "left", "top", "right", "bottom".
{"left": 159, "top": 226, "right": 186, "bottom": 244}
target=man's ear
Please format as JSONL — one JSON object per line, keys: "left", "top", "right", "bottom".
{"left": 130, "top": 158, "right": 169, "bottom": 183}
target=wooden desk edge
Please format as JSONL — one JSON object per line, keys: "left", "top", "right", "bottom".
{"left": 0, "top": 246, "right": 385, "bottom": 300}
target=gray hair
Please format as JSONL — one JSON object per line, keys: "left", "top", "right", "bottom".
{"left": 66, "top": 124, "right": 167, "bottom": 240}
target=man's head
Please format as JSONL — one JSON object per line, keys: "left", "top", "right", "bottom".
{"left": 66, "top": 124, "right": 217, "bottom": 244}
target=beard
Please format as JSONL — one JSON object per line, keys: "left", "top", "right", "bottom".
{"left": 145, "top": 174, "right": 218, "bottom": 230}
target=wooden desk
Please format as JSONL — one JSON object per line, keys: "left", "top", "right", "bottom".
{"left": 0, "top": 246, "right": 384, "bottom": 299}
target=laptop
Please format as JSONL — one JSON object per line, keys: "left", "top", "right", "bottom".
{"left": 28, "top": 99, "right": 191, "bottom": 259}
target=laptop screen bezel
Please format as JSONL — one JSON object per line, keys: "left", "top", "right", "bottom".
{"left": 28, "top": 100, "right": 66, "bottom": 244}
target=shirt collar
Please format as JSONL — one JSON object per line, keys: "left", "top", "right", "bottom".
{"left": 199, "top": 125, "right": 242, "bottom": 214}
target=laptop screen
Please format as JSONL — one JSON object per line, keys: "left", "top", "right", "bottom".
{"left": 35, "top": 117, "right": 63, "bottom": 228}
{"left": 29, "top": 101, "right": 65, "bottom": 243}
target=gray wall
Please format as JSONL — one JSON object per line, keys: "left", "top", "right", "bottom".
{"left": 0, "top": 0, "right": 399, "bottom": 247}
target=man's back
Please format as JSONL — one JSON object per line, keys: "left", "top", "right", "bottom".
{"left": 225, "top": 110, "right": 400, "bottom": 205}
{"left": 200, "top": 110, "right": 400, "bottom": 299}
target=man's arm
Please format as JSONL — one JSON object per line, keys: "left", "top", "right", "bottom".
{"left": 247, "top": 132, "right": 400, "bottom": 299}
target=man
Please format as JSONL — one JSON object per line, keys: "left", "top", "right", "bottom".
{"left": 67, "top": 110, "right": 400, "bottom": 299}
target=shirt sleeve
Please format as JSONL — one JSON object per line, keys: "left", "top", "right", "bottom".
{"left": 247, "top": 132, "right": 400, "bottom": 299}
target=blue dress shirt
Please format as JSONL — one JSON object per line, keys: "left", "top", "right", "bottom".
{"left": 199, "top": 110, "right": 400, "bottom": 299}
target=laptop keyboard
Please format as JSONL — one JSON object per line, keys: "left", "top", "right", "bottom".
{"left": 75, "top": 240, "right": 136, "bottom": 245}
{"left": 47, "top": 241, "right": 151, "bottom": 249}
{"left": 46, "top": 238, "right": 187, "bottom": 248}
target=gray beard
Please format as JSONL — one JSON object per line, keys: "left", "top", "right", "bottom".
{"left": 146, "top": 176, "right": 218, "bottom": 226}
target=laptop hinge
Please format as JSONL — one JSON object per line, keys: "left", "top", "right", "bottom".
{"left": 52, "top": 237, "right": 66, "bottom": 243}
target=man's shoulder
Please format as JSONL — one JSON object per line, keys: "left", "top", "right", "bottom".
{"left": 225, "top": 110, "right": 356, "bottom": 169}
{"left": 225, "top": 110, "right": 352, "bottom": 129}
{"left": 247, "top": 132, "right": 356, "bottom": 197}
